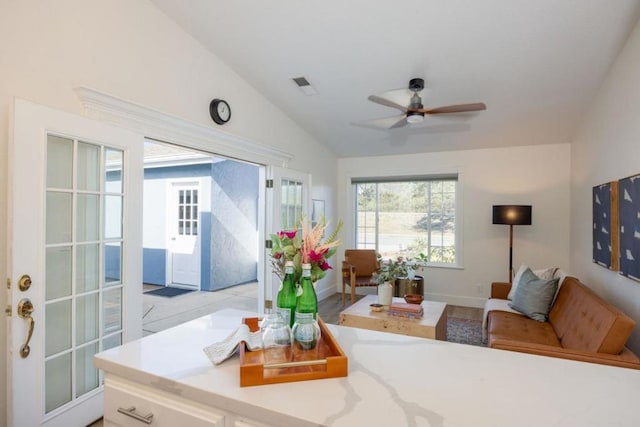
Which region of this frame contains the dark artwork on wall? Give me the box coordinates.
[593,182,618,270]
[619,174,640,281]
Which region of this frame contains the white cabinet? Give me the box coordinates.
[103,376,225,427]
[103,375,278,427]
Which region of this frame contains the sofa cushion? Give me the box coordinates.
[508,264,558,300]
[509,268,559,322]
[549,277,635,354]
[488,311,561,348]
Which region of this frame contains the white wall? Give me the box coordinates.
[0,0,337,420]
[338,143,572,307]
[570,18,640,354]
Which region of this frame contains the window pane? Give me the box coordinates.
[76,343,99,396]
[104,195,122,239]
[76,243,99,293]
[76,293,99,345]
[46,246,72,301]
[103,288,122,334]
[47,135,73,189]
[77,142,100,191]
[77,194,100,242]
[46,300,72,357]
[105,149,123,193]
[104,242,122,286]
[46,192,72,244]
[45,353,71,413]
[354,179,457,264]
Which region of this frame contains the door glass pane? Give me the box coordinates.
[77,194,99,242]
[104,242,122,286]
[76,293,99,345]
[105,148,123,193]
[46,192,72,244]
[103,288,122,334]
[77,142,100,191]
[102,333,122,351]
[46,246,72,301]
[47,135,73,189]
[46,300,72,357]
[76,343,99,396]
[45,353,71,413]
[104,195,122,239]
[280,179,303,230]
[76,243,99,293]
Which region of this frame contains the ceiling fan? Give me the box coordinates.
[367,78,486,129]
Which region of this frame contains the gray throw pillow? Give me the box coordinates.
[508,267,559,322]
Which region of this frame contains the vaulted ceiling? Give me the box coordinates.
[151,0,640,157]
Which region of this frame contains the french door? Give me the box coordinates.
[6,99,144,426]
[265,166,311,306]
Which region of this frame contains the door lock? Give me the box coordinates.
[17,299,34,358]
[18,274,32,291]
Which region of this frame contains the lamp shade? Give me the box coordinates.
[492,205,532,225]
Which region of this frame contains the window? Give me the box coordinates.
[354,175,458,265]
[177,188,198,236]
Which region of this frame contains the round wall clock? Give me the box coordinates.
[209,98,231,125]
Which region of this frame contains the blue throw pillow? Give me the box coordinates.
[508,267,559,322]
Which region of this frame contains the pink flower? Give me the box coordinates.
[277,230,297,239]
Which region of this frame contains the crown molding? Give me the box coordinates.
[75,87,292,167]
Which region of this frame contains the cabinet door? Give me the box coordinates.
[104,377,225,427]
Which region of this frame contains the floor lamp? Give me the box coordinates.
[492,205,532,282]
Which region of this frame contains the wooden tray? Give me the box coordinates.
[239,317,348,387]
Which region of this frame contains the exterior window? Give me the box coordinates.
[354,178,458,264]
[177,189,198,236]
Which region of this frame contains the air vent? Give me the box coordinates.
[291,76,318,95]
[293,77,310,87]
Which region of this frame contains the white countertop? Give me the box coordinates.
[95,308,640,427]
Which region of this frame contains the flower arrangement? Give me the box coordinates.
[270,216,342,283]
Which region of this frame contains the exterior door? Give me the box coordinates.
[6,99,143,427]
[168,181,201,289]
[265,167,311,306]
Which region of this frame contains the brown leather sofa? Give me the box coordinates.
[487,276,640,369]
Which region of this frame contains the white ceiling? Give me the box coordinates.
[150,0,640,158]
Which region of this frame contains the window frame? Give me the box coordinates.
[351,174,463,269]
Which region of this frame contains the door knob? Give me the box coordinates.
[17,299,34,358]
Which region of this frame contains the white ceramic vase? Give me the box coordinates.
[377,281,393,306]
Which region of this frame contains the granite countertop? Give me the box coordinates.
[95,308,640,427]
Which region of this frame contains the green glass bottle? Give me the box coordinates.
[295,263,318,319]
[276,261,298,327]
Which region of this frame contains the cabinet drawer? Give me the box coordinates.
[104,376,225,427]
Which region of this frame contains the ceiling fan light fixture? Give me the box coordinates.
[406,112,424,124]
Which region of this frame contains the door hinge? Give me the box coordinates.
[265,239,273,249]
[5,305,11,317]
[6,278,11,289]
[266,179,273,188]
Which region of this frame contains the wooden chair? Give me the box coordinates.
[342,249,379,305]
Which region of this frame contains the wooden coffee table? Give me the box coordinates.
[339,295,447,340]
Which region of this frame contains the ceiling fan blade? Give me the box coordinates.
[352,114,407,129]
[390,116,408,129]
[368,95,408,112]
[414,103,487,114]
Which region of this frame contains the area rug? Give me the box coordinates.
[447,317,484,347]
[145,287,194,298]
